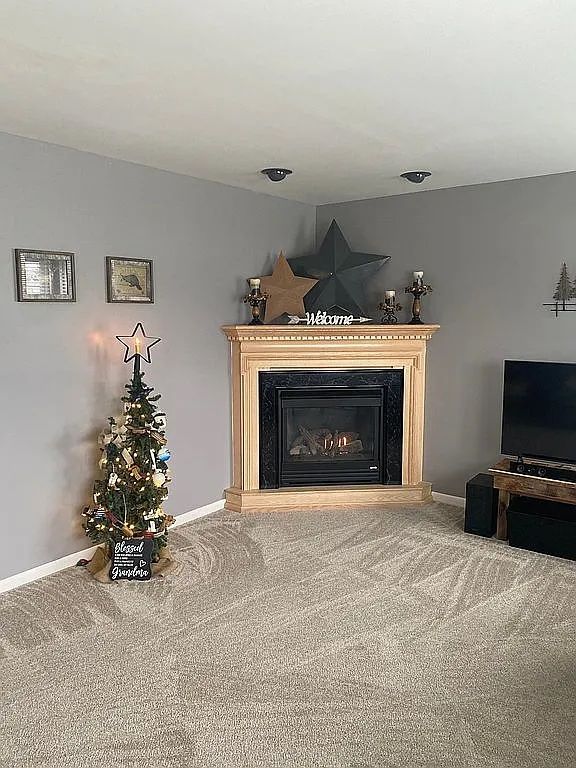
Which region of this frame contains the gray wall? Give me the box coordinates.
[318,173,576,496]
[5,130,575,580]
[0,132,315,580]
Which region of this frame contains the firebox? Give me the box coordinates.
[259,370,403,489]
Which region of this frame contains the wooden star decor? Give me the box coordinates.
[260,252,318,322]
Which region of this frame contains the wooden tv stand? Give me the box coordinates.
[489,458,576,540]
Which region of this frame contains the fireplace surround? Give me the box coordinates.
[259,369,403,488]
[222,324,439,513]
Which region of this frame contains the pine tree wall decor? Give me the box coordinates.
[81,323,175,581]
[543,263,576,315]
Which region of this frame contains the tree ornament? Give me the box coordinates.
[99,431,114,447]
[157,447,171,462]
[115,322,161,365]
[152,470,166,487]
[108,472,119,488]
[130,465,143,480]
[92,507,107,522]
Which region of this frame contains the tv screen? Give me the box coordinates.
[502,360,576,464]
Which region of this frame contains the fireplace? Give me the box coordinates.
[222,324,439,512]
[259,370,403,489]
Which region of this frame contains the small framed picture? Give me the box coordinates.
[106,256,154,304]
[14,249,76,302]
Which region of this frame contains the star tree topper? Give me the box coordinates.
[288,220,390,316]
[116,322,161,364]
[260,252,318,322]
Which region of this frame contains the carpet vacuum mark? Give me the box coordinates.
[1,503,575,767]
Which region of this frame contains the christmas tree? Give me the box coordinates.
[83,324,174,570]
[553,262,573,308]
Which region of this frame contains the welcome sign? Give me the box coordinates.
[288,311,372,326]
[110,538,153,581]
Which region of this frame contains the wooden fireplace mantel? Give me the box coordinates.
[222,324,440,513]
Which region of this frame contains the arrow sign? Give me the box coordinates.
[288,312,372,326]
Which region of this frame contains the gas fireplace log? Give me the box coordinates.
[298,425,321,455]
[296,426,335,455]
[331,430,340,457]
[335,432,359,444]
[289,445,311,456]
[338,439,363,454]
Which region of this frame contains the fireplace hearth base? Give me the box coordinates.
[222,324,439,514]
[224,482,432,514]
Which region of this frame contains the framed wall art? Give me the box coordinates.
[106,256,154,304]
[14,248,76,302]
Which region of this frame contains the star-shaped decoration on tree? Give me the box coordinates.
[260,252,318,322]
[116,323,161,364]
[288,220,390,316]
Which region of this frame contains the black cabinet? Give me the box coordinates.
[508,497,576,561]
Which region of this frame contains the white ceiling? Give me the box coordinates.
[1,0,575,205]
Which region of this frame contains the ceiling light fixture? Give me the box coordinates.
[261,168,293,182]
[400,171,432,184]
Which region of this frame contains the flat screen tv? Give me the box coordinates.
[502,360,576,464]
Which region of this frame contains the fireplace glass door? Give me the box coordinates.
[279,388,383,486]
[259,369,403,489]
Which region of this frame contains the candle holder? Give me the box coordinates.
[378,292,402,324]
[404,273,433,325]
[243,278,268,325]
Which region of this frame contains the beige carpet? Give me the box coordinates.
[1,502,575,768]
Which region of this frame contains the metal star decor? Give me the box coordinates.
[116,323,161,364]
[260,252,318,322]
[288,220,390,316]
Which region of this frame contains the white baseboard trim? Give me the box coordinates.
[0,543,101,597]
[432,491,466,508]
[171,498,225,527]
[0,498,225,596]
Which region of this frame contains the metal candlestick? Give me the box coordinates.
[243,278,268,325]
[404,275,433,325]
[378,293,402,324]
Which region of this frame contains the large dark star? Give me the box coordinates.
[289,220,390,316]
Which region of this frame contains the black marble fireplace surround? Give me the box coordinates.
[259,369,403,489]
